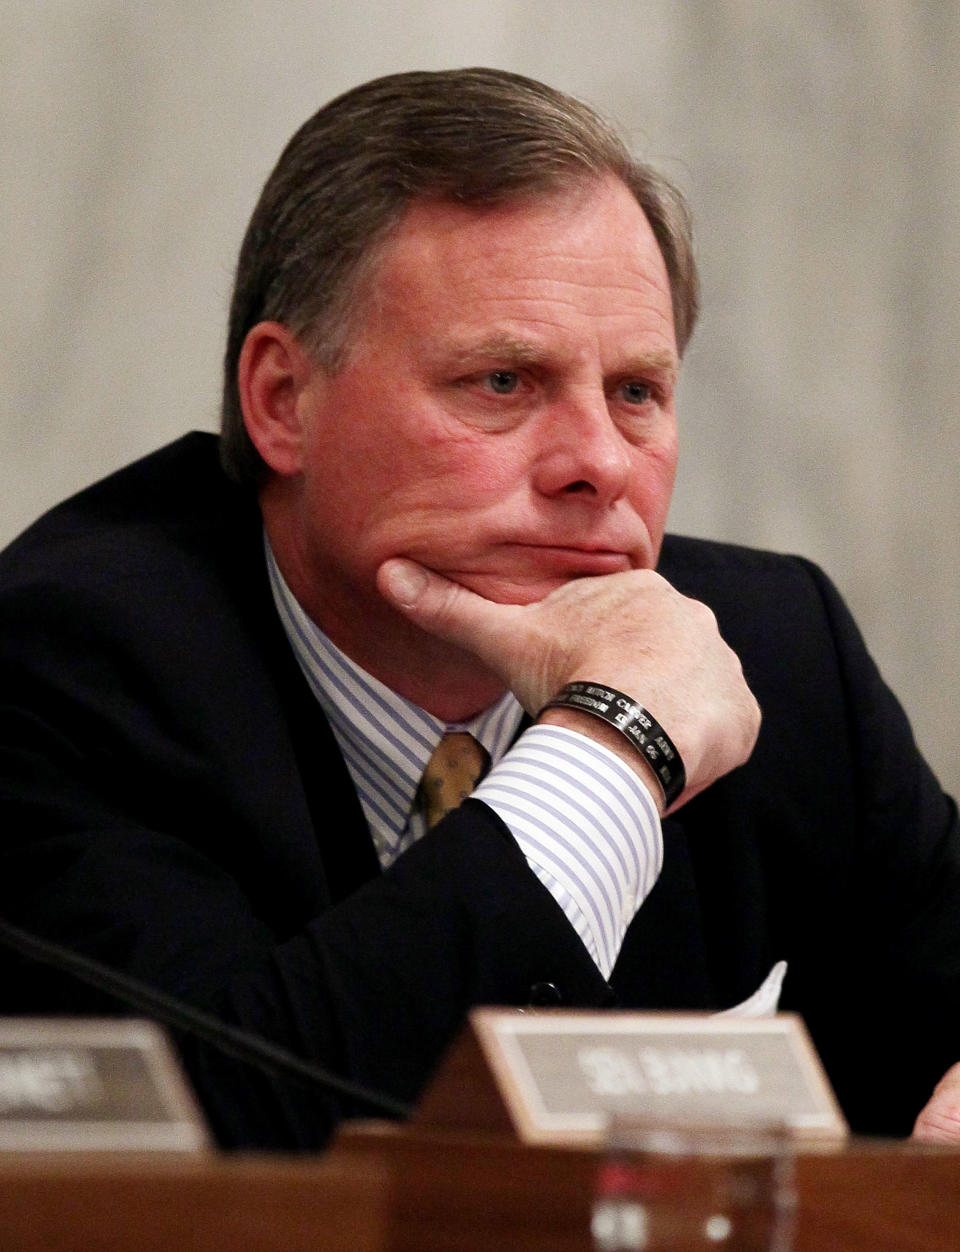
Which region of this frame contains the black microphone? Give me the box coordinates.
[0,914,411,1121]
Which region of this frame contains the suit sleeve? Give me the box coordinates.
[783,557,960,1134]
[655,538,960,1136]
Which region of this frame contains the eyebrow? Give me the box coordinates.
[619,348,679,384]
[445,333,545,366]
[442,333,678,382]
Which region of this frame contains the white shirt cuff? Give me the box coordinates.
[472,723,664,978]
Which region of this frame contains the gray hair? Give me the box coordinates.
[220,67,699,484]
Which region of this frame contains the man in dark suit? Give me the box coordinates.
[2,68,959,1149]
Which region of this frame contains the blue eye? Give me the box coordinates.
[487,371,519,395]
[621,381,652,405]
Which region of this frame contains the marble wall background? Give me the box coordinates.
[2,2,958,794]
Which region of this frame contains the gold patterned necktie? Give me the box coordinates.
[417,732,491,830]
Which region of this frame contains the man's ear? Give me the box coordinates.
[237,322,319,477]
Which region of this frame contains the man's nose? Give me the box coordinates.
[531,391,632,505]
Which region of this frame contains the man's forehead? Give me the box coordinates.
[359,177,676,346]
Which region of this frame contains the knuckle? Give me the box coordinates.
[698,601,720,631]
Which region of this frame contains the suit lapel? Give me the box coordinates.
[254,588,383,903]
[221,505,382,907]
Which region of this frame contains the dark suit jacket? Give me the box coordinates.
[1,433,958,1148]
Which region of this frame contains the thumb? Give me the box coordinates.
[377,558,518,661]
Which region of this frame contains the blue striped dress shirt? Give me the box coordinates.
[266,543,663,977]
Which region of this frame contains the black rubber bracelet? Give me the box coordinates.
[538,681,686,808]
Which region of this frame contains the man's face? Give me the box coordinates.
[281,175,679,662]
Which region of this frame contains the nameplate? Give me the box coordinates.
[415,1009,847,1145]
[0,1019,209,1152]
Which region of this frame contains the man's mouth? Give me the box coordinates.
[496,542,636,577]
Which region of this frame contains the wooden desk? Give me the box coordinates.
[0,1127,957,1250]
[339,1123,960,1252]
[0,1149,387,1252]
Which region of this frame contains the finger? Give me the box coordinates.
[913,1063,960,1144]
[377,558,522,664]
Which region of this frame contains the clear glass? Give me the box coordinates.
[591,1119,796,1252]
